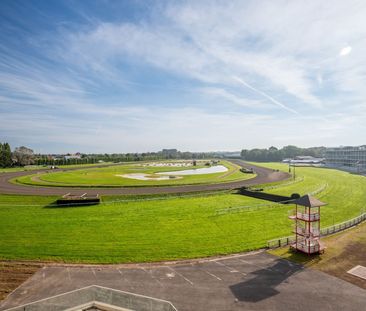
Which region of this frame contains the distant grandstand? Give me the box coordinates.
[325,145,366,173]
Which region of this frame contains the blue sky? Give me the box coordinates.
[1,0,366,153]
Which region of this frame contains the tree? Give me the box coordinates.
[240,145,326,162]
[0,143,2,167]
[282,145,302,158]
[0,142,12,168]
[2,143,12,167]
[13,146,35,166]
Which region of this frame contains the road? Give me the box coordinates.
[0,160,289,196]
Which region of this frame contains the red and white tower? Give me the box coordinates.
[289,194,327,254]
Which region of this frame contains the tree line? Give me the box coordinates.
[2,142,327,167]
[35,151,217,166]
[240,145,326,162]
[1,143,218,167]
[0,142,35,167]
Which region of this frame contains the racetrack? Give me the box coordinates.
[0,160,290,196]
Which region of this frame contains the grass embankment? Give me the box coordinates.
[14,160,252,187]
[269,221,366,289]
[0,163,365,263]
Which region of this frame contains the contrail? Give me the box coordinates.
[232,76,298,114]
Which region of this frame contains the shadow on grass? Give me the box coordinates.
[44,201,100,208]
[233,187,300,204]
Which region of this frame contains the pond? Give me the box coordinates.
[116,165,228,181]
[157,165,228,176]
[115,173,182,181]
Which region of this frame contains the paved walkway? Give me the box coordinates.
[0,160,289,196]
[1,251,365,311]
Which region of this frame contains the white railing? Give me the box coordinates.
[294,242,320,254]
[293,226,320,237]
[295,212,320,221]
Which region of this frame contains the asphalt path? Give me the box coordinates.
[0,160,290,196]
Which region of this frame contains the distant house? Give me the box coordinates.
[64,152,82,160]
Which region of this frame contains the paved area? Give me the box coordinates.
[348,265,366,280]
[0,160,289,196]
[1,251,365,311]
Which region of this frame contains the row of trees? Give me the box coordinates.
[87,151,215,162]
[240,145,326,162]
[35,155,96,166]
[34,150,217,166]
[2,143,327,167]
[0,143,35,167]
[1,143,219,167]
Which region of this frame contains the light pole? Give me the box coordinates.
[355,160,360,174]
[289,160,296,180]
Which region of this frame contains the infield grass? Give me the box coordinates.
[0,163,365,263]
[14,160,251,187]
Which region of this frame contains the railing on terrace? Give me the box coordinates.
[293,226,320,237]
[291,211,320,221]
[268,212,366,249]
[294,243,320,254]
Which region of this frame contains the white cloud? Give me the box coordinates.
[339,46,352,56]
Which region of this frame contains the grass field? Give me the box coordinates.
[249,163,366,223]
[14,160,251,187]
[0,166,45,173]
[0,163,365,263]
[0,162,113,173]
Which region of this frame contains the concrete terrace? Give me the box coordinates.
[1,251,365,311]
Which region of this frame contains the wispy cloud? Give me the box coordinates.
[232,76,298,114]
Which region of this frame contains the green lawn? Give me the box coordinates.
[0,162,113,173]
[0,166,45,173]
[249,163,366,224]
[0,163,365,263]
[14,160,252,187]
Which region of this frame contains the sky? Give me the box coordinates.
[1,0,366,153]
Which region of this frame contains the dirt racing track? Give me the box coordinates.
[0,160,290,196]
